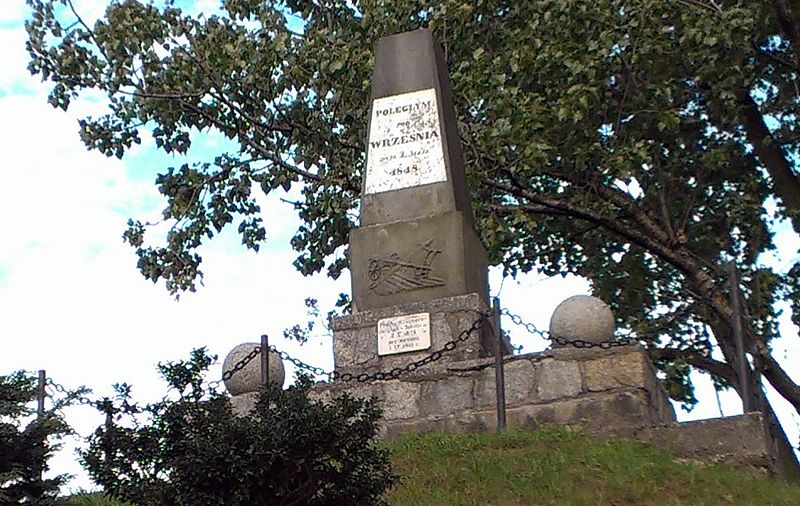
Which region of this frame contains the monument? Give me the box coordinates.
[349,29,489,312]
[335,29,508,379]
[224,29,800,479]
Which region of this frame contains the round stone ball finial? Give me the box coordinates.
[548,295,616,347]
[222,343,285,396]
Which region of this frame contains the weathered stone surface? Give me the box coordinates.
[536,359,582,401]
[504,390,651,432]
[313,345,669,428]
[503,359,537,405]
[582,349,646,392]
[419,374,474,416]
[360,29,476,229]
[350,211,488,311]
[230,391,258,417]
[549,295,615,344]
[222,343,285,395]
[627,413,800,480]
[303,342,798,479]
[472,368,496,407]
[332,293,505,376]
[472,359,537,408]
[383,381,422,420]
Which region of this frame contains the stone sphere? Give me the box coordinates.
[222,342,285,395]
[549,295,616,346]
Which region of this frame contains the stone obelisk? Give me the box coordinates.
[330,29,505,377]
[349,29,489,312]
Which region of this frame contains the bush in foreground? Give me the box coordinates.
[81,349,395,506]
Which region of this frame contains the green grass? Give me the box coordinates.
[60,429,800,505]
[386,428,800,506]
[58,492,131,506]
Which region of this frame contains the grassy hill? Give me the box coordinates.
[62,428,800,505]
[387,429,800,505]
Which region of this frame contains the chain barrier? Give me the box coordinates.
[212,311,491,386]
[332,310,490,383]
[42,308,630,402]
[215,306,633,387]
[500,308,634,349]
[45,378,100,407]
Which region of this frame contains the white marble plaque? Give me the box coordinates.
[364,88,447,194]
[377,312,431,356]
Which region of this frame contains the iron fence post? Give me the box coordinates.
[260,334,270,386]
[492,298,507,432]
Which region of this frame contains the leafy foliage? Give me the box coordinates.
[0,371,72,504]
[81,348,395,506]
[24,0,800,414]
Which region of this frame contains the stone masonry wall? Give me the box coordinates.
[308,345,676,437]
[227,343,799,479]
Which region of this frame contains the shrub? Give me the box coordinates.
[82,349,395,505]
[1,371,71,504]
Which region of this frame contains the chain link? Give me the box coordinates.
[213,312,490,386]
[48,307,632,400]
[269,346,329,377]
[45,378,103,407]
[331,310,490,383]
[500,308,634,349]
[220,346,261,382]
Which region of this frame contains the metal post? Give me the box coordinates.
[727,262,751,413]
[260,334,270,386]
[103,401,114,483]
[37,370,46,419]
[492,298,507,432]
[36,370,46,482]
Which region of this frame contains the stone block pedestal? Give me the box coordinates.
[330,293,510,378]
[311,345,677,437]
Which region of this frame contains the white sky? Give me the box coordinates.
[1,0,799,494]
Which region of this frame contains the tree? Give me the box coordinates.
[25,0,800,418]
[81,348,395,506]
[0,371,71,504]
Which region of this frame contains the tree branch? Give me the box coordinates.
[65,0,109,62]
[486,174,800,415]
[651,347,737,386]
[769,0,800,69]
[737,91,800,233]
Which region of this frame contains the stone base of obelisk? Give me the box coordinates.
[330,293,510,379]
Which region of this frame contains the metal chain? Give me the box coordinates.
[214,311,489,385]
[269,346,329,377]
[45,378,102,407]
[500,308,634,349]
[331,310,490,383]
[220,346,261,382]
[47,307,630,399]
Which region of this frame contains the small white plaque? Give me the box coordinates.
[377,312,431,356]
[365,88,447,194]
